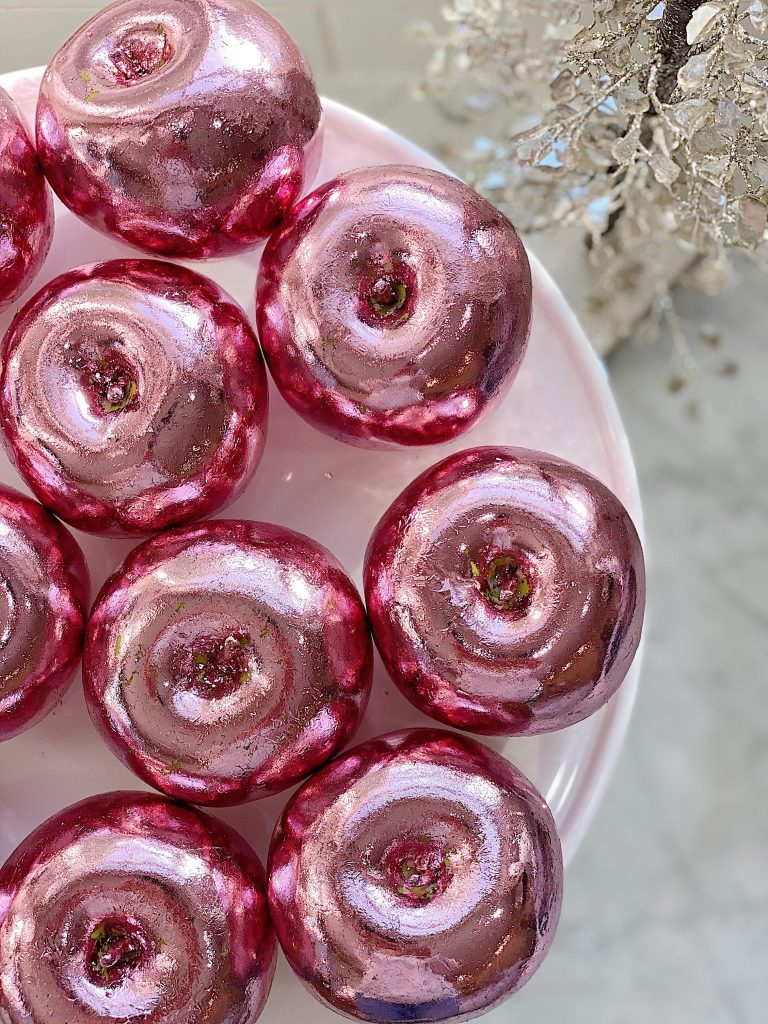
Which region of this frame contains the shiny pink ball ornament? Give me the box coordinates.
[0,260,268,535]
[365,447,645,735]
[256,165,532,448]
[36,0,322,258]
[84,520,372,805]
[0,483,89,741]
[0,87,53,310]
[0,791,276,1023]
[269,728,563,1022]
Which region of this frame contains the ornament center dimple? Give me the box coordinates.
[108,25,173,85]
[86,916,150,988]
[357,257,416,329]
[172,631,253,699]
[383,837,453,904]
[76,349,139,415]
[471,549,534,615]
[367,275,408,318]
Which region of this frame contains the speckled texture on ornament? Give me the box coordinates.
[0,791,276,1023]
[35,0,323,258]
[83,520,373,805]
[0,483,89,741]
[269,728,562,1023]
[256,165,531,448]
[364,447,645,735]
[0,259,268,535]
[0,87,53,310]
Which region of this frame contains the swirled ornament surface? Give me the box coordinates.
[364,447,645,735]
[36,0,322,258]
[0,791,276,1023]
[0,483,89,741]
[256,165,531,448]
[269,728,562,1023]
[84,520,372,805]
[0,87,53,310]
[0,259,268,535]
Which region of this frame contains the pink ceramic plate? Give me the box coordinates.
[0,66,643,1022]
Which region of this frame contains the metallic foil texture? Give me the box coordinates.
[364,447,645,735]
[84,519,372,805]
[256,165,531,448]
[0,483,89,741]
[0,791,276,1022]
[0,259,268,535]
[0,87,53,310]
[36,0,323,258]
[269,728,563,1022]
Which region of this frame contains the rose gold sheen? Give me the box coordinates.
[364,447,645,735]
[0,484,89,741]
[0,260,268,535]
[36,0,322,258]
[0,792,276,1023]
[257,165,531,448]
[84,520,372,804]
[269,728,562,1022]
[0,88,53,309]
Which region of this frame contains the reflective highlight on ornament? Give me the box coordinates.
[0,87,53,310]
[256,165,531,448]
[269,728,562,1022]
[84,520,372,805]
[36,0,323,258]
[0,791,276,1023]
[0,483,90,741]
[0,260,268,535]
[364,446,645,735]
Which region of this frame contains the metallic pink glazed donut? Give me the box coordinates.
[256,165,532,448]
[0,87,53,310]
[269,728,562,1023]
[0,791,276,1023]
[0,259,268,536]
[36,0,322,258]
[364,447,645,735]
[0,483,89,741]
[84,520,372,805]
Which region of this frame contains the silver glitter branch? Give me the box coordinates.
[417,0,768,376]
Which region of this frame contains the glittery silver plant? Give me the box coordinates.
[416,0,768,376]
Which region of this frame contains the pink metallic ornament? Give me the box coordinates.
[0,259,268,535]
[0,791,276,1023]
[84,519,373,805]
[269,728,562,1023]
[256,164,532,448]
[364,447,645,735]
[36,0,323,259]
[0,483,89,741]
[0,87,53,310]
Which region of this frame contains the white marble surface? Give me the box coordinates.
[1,2,767,1020]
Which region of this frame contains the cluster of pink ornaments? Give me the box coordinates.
[0,2,646,1023]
